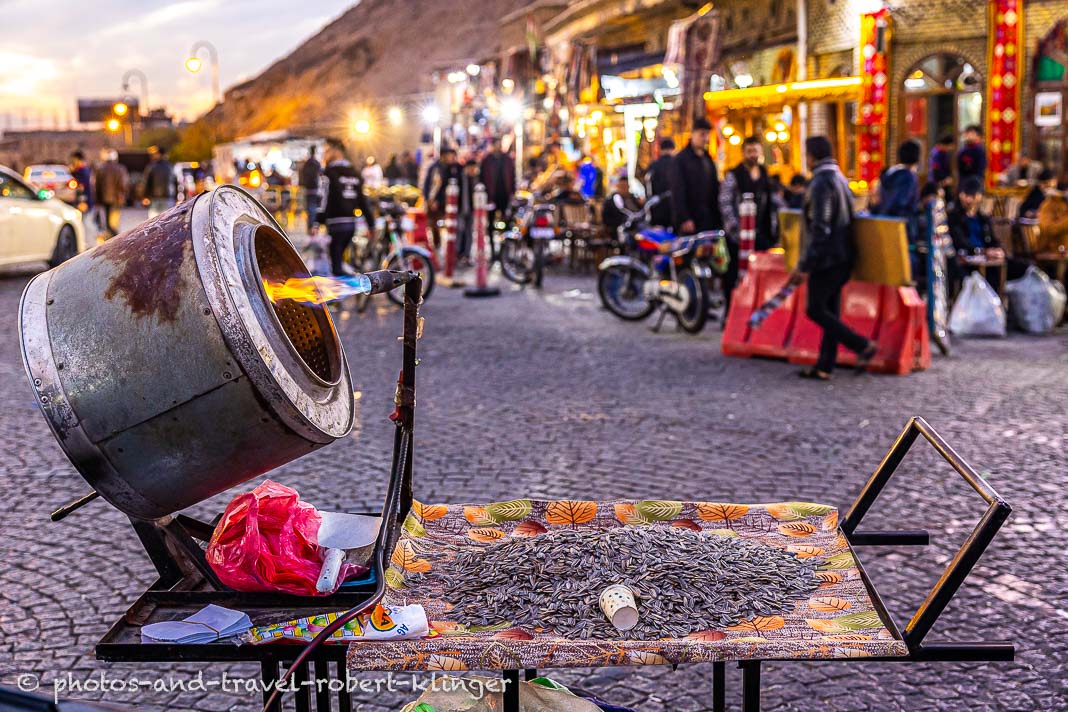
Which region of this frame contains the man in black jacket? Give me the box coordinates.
[643,137,675,226]
[790,136,876,379]
[945,176,1005,293]
[299,146,322,234]
[315,138,374,276]
[423,147,462,249]
[480,137,514,260]
[671,118,722,236]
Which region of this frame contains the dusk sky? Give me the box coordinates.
[0,0,355,129]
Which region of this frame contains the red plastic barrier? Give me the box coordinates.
[722,253,930,375]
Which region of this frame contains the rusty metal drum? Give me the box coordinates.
[19,186,355,520]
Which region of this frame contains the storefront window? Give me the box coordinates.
[901,53,982,175]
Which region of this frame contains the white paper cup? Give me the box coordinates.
[600,584,639,631]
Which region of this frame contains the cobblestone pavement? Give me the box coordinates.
[0,209,1066,711]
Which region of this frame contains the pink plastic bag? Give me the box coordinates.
[206,480,357,596]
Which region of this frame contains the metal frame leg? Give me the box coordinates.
[523,668,538,681]
[314,659,330,711]
[712,661,725,712]
[336,661,352,712]
[261,661,280,712]
[741,661,761,712]
[503,669,520,712]
[294,660,311,712]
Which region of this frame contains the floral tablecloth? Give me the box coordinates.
[347,498,908,672]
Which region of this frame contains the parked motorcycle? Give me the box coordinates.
[499,193,558,288]
[597,193,726,334]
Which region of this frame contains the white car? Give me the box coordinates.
[0,165,85,268]
[23,163,78,205]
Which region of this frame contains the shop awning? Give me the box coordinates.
[703,77,862,112]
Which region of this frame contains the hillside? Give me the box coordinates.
[195,0,531,147]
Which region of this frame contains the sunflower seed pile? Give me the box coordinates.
[425,526,818,640]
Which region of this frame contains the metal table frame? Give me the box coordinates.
[92,275,1013,712]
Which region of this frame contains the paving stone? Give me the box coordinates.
[0,217,1065,710]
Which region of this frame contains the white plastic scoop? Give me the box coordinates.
[315,511,381,593]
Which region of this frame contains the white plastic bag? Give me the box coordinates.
[948,272,1006,337]
[1005,266,1066,334]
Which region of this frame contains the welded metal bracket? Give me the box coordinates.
[841,416,1014,658]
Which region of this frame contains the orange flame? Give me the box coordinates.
[262,275,371,305]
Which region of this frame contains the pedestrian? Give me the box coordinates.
[790,136,877,381]
[928,134,954,187]
[142,147,177,218]
[1000,152,1043,186]
[643,137,675,227]
[362,156,384,190]
[94,149,128,240]
[1036,182,1068,254]
[956,125,988,187]
[602,174,641,239]
[401,151,419,186]
[69,150,92,215]
[422,147,462,249]
[384,154,403,186]
[1019,168,1057,218]
[299,146,322,234]
[480,136,515,260]
[720,135,778,252]
[870,140,923,281]
[671,117,724,302]
[315,138,374,277]
[784,174,807,209]
[457,159,481,265]
[577,154,602,200]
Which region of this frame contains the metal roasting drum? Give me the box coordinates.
[19,186,356,520]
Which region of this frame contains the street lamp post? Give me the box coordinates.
[422,105,442,156]
[121,69,149,115]
[186,40,220,104]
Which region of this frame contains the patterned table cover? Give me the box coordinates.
[346,499,908,672]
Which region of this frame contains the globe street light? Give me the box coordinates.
[387,106,404,125]
[121,68,149,115]
[186,40,220,104]
[354,118,372,135]
[112,102,129,118]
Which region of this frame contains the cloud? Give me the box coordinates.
[0,52,61,98]
[98,0,218,39]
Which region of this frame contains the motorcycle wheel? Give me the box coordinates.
[385,248,435,306]
[675,268,709,333]
[597,263,655,321]
[500,238,535,285]
[533,240,546,289]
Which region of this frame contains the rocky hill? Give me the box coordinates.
[196,0,530,149]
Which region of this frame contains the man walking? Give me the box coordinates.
[142,147,176,218]
[790,136,876,380]
[299,146,322,235]
[315,138,374,277]
[423,147,462,249]
[644,137,675,226]
[719,135,778,300]
[457,159,481,266]
[480,137,515,261]
[69,151,92,215]
[94,149,128,240]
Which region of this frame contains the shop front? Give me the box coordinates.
[703,77,863,184]
[1032,18,1068,179]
